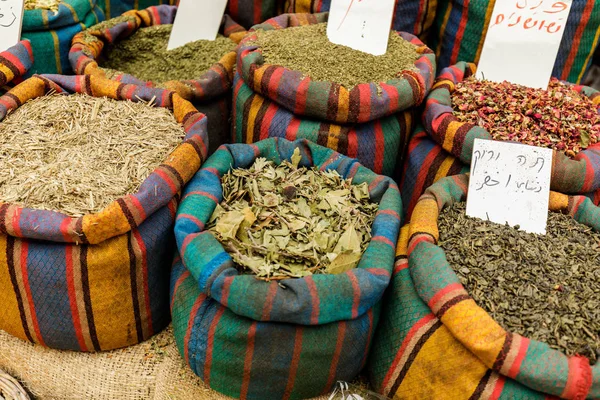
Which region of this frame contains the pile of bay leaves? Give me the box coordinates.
[207,149,378,281]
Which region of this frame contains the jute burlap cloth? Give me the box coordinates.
[0,328,329,400]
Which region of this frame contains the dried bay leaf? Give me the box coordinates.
[207,152,379,281]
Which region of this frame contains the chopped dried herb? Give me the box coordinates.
[207,149,379,281]
[25,0,60,11]
[439,202,600,363]
[452,77,600,156]
[254,23,419,90]
[100,24,236,83]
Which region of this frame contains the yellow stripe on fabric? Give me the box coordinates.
[0,235,28,341]
[549,191,569,212]
[474,0,497,62]
[327,124,341,151]
[134,0,139,9]
[62,2,80,23]
[252,66,268,93]
[246,94,265,144]
[440,299,506,368]
[442,120,464,154]
[435,3,453,57]
[337,88,349,123]
[434,155,457,183]
[82,202,131,245]
[50,31,62,74]
[42,9,50,29]
[409,198,439,241]
[86,234,135,350]
[424,0,437,36]
[105,0,111,19]
[9,76,46,104]
[0,65,14,82]
[578,27,600,83]
[396,225,410,258]
[393,327,488,400]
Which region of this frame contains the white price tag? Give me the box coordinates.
[327,0,396,56]
[167,0,227,51]
[0,0,24,53]
[476,0,573,89]
[466,139,553,235]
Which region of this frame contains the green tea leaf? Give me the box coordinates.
[291,147,302,168]
[327,251,362,274]
[215,210,245,240]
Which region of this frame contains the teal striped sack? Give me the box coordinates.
[21,0,104,76]
[170,138,402,400]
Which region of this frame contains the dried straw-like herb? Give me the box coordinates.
[207,149,379,281]
[439,202,600,363]
[255,23,419,90]
[25,0,60,12]
[100,24,236,83]
[0,93,185,216]
[452,77,600,156]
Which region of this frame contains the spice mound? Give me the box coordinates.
[439,202,600,363]
[207,149,379,281]
[452,77,600,156]
[255,23,419,90]
[100,24,237,83]
[0,93,186,216]
[25,0,60,12]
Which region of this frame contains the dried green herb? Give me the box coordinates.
[25,0,60,11]
[207,149,379,281]
[439,202,600,363]
[255,23,419,90]
[452,77,600,156]
[100,24,236,83]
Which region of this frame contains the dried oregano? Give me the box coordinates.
[254,23,419,90]
[439,202,600,363]
[207,149,379,281]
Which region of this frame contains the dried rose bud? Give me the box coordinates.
[283,185,297,200]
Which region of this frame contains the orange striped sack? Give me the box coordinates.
[0,74,208,352]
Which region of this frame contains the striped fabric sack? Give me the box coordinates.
[368,174,600,400]
[233,13,435,176]
[21,0,104,76]
[96,0,177,19]
[0,41,34,95]
[226,0,278,29]
[399,124,468,218]
[405,62,600,218]
[430,0,600,84]
[170,138,402,400]
[278,0,437,40]
[0,74,208,352]
[70,5,245,154]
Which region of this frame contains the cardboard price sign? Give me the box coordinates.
[327,0,396,56]
[466,139,553,235]
[476,0,573,89]
[167,0,227,51]
[0,0,25,53]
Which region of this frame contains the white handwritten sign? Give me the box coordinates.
[167,0,227,51]
[476,0,573,89]
[327,0,396,56]
[466,139,553,235]
[0,0,24,53]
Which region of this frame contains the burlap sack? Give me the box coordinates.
[0,328,332,400]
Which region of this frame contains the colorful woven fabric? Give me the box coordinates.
[368,174,600,400]
[430,0,600,84]
[279,0,437,40]
[226,0,278,29]
[0,74,208,352]
[233,72,414,177]
[170,138,402,399]
[400,124,468,219]
[424,62,600,196]
[239,13,435,124]
[96,0,177,19]
[0,41,34,96]
[70,5,246,103]
[233,13,435,176]
[21,0,104,76]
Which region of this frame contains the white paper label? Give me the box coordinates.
[476,0,573,89]
[327,0,396,56]
[0,0,24,53]
[167,0,227,51]
[466,139,553,235]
